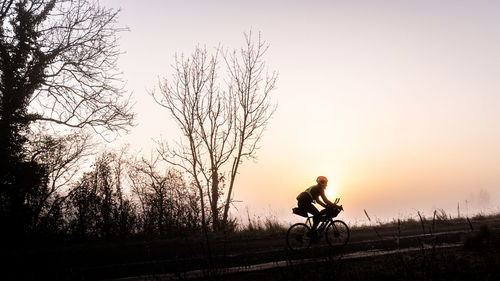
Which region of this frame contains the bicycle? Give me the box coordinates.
[286,198,350,252]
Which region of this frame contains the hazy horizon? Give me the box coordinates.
[103,0,500,225]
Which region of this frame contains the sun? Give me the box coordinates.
[325,183,338,201]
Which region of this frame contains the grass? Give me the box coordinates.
[349,209,500,234]
[241,213,287,234]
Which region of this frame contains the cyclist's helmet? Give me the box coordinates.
[316,176,328,184]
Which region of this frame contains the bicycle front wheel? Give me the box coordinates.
[325,220,350,248]
[286,223,312,251]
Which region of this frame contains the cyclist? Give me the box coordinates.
[296,176,336,240]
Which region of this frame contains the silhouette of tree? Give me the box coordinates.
[153,31,277,231]
[0,0,133,239]
[26,129,93,238]
[66,151,137,239]
[128,154,201,237]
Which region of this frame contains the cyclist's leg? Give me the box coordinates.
[300,203,319,230]
[297,196,320,231]
[309,205,320,231]
[304,204,320,241]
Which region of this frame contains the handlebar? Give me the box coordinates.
[327,198,344,212]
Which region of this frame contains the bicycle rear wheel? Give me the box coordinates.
[286,223,311,251]
[325,220,350,248]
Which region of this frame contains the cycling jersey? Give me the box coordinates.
[297,184,325,204]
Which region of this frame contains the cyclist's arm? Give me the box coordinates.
[316,199,327,208]
[320,191,335,206]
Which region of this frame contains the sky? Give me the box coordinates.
[103,0,500,225]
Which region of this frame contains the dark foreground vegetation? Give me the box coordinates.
[3,212,500,280]
[223,240,500,281]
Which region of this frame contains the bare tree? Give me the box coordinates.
[1,0,133,133]
[128,154,201,236]
[222,32,278,226]
[26,128,93,234]
[153,31,277,231]
[0,0,133,238]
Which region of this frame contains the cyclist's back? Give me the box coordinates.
[297,184,324,204]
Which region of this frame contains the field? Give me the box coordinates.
[4,213,500,280]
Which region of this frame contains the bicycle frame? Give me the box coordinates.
[305,216,332,236]
[287,201,349,251]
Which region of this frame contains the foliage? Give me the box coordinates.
[65,152,137,239]
[0,0,133,240]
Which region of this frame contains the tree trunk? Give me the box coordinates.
[211,169,219,231]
